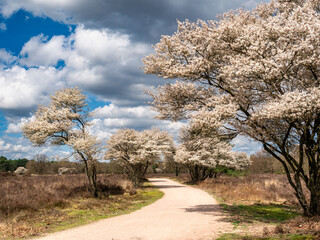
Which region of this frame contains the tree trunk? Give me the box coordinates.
[263,142,320,216]
[142,162,149,177]
[308,190,320,216]
[90,164,98,198]
[187,164,209,184]
[175,164,180,177]
[82,157,98,198]
[127,162,149,188]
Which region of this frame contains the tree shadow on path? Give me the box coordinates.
[148,179,167,183]
[146,184,185,189]
[183,204,224,216]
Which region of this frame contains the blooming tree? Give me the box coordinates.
[105,128,174,186]
[144,0,320,216]
[163,146,182,176]
[175,115,250,183]
[23,87,101,197]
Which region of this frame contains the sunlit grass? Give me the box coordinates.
[221,203,299,224]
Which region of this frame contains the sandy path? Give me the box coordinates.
[34,178,232,240]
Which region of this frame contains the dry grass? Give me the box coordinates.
[0,173,129,219]
[197,173,299,207]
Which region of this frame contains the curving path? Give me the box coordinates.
[34,178,232,240]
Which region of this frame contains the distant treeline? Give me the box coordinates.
[0,156,29,172]
[0,155,124,175]
[0,152,288,175]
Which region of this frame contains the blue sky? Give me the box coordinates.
[0,0,264,159]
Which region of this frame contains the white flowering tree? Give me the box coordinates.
[23,87,101,197]
[144,0,320,216]
[105,128,174,186]
[175,115,250,183]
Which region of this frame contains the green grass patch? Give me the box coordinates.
[222,203,299,224]
[217,233,316,240]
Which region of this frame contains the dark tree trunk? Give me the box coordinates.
[175,165,180,177]
[81,154,98,198]
[263,138,320,216]
[187,164,210,184]
[126,162,149,187]
[90,164,98,198]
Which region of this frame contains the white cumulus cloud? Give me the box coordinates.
[20,34,71,67]
[0,66,65,110]
[90,103,185,142]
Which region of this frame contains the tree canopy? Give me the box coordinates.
[105,128,174,186]
[23,87,101,197]
[144,0,320,216]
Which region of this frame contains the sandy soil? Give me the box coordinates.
[33,178,233,240]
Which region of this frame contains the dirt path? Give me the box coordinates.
[34,178,233,240]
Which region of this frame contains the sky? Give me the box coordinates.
[0,0,266,160]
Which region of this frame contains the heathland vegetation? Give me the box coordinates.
[0,173,163,239]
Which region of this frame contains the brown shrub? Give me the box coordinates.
[0,174,128,219]
[249,150,285,174]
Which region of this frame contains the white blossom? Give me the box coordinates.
[22,87,101,197]
[105,128,174,186]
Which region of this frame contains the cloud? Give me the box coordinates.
[0,22,6,31]
[90,103,184,141]
[0,48,16,66]
[0,139,29,153]
[231,135,262,155]
[242,0,265,9]
[2,116,72,159]
[0,25,154,116]
[0,0,270,43]
[0,65,65,114]
[64,26,153,106]
[0,136,67,159]
[4,116,31,133]
[94,103,154,119]
[19,34,71,67]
